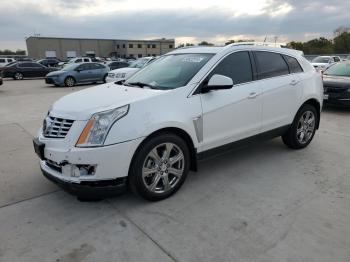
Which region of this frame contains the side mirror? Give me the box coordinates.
[202,74,233,93]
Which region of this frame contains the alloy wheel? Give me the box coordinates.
[296,110,315,144]
[142,142,185,194]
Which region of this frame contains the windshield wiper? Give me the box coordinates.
[126,82,159,89]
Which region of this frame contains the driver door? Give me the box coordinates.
[199,51,263,152]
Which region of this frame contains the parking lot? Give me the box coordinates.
[0,78,350,262]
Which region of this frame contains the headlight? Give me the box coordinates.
[76,105,129,147]
[116,73,126,78]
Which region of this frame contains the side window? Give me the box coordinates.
[333,57,340,62]
[209,51,253,85]
[255,51,289,79]
[19,63,33,68]
[283,55,303,73]
[32,63,44,68]
[83,58,90,62]
[77,64,90,71]
[0,59,5,63]
[75,59,82,63]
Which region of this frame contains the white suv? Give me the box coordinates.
[0,57,15,67]
[33,45,323,201]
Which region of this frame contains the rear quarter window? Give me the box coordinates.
[283,55,303,73]
[255,51,289,79]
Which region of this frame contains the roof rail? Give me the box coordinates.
[227,42,287,48]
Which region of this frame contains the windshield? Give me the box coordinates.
[125,53,214,90]
[324,63,350,77]
[312,57,330,63]
[62,64,78,71]
[128,58,152,68]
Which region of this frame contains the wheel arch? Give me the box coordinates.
[130,127,198,173]
[299,98,321,129]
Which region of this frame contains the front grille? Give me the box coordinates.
[43,116,74,138]
[324,86,348,94]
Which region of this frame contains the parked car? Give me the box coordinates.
[38,58,61,67]
[311,56,341,71]
[0,57,16,67]
[2,62,56,80]
[33,45,323,201]
[59,57,94,67]
[106,61,130,71]
[0,76,2,85]
[323,62,350,107]
[106,57,155,83]
[45,62,109,87]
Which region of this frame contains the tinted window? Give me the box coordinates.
[75,59,82,63]
[209,51,253,85]
[33,63,45,68]
[77,64,90,71]
[255,51,289,79]
[283,55,303,73]
[91,63,104,69]
[0,59,5,63]
[83,58,90,62]
[333,57,340,62]
[19,63,34,68]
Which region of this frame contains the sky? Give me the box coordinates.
[0,0,349,50]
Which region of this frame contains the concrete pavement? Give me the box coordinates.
[0,79,349,262]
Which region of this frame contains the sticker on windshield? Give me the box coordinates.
[182,57,206,63]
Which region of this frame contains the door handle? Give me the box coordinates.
[290,80,299,86]
[247,92,259,99]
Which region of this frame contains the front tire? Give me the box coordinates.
[13,72,23,80]
[282,104,318,149]
[129,133,190,201]
[103,74,108,83]
[64,76,75,87]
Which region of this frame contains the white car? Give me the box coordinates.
[311,56,341,71]
[33,45,323,201]
[0,57,16,67]
[59,57,94,67]
[106,57,155,83]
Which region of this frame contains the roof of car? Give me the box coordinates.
[168,44,303,57]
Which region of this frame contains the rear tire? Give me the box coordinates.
[282,104,318,149]
[129,133,190,201]
[64,76,75,87]
[13,72,23,80]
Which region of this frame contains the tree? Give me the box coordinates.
[333,29,350,53]
[177,43,194,48]
[198,41,214,46]
[0,49,26,55]
[225,40,235,45]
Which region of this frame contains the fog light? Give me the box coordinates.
[62,164,96,177]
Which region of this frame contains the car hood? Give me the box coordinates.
[50,83,165,120]
[323,75,350,88]
[110,67,139,74]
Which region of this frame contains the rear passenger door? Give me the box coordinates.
[254,51,302,132]
[75,64,92,83]
[200,51,263,151]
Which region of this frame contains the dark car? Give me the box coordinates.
[323,62,350,107]
[1,62,57,80]
[106,61,129,70]
[0,76,2,85]
[38,58,60,67]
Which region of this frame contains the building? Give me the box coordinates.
[26,36,175,60]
